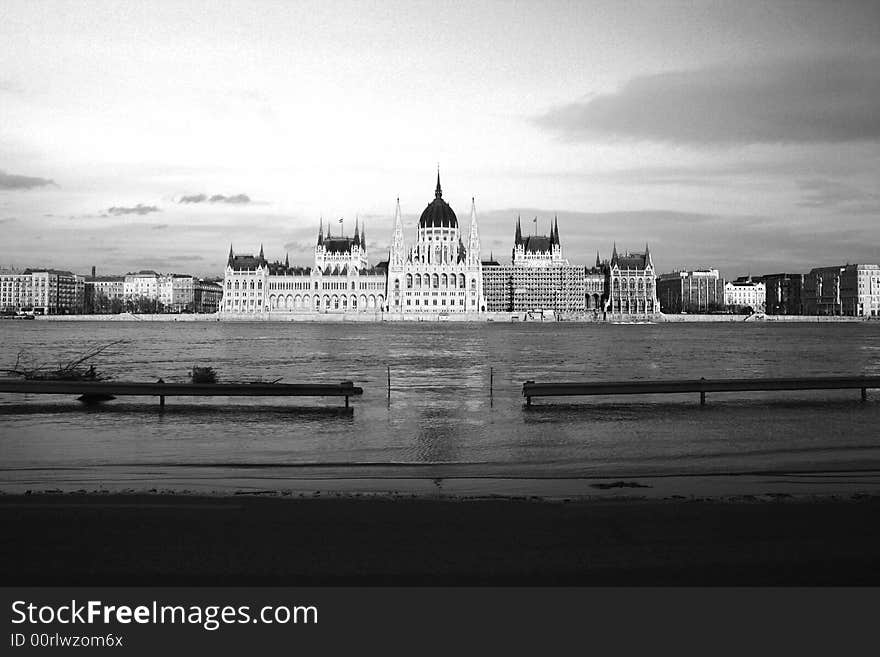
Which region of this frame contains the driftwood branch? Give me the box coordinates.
[3,339,127,381]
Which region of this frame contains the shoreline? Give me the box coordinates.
[4,468,880,500]
[19,312,873,323]
[2,492,878,584]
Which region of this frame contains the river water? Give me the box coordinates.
[2,320,880,496]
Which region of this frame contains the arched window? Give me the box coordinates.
[406,274,413,289]
[394,279,400,290]
[432,274,439,288]
[415,274,422,287]
[441,274,448,288]
[459,274,466,289]
[249,280,255,290]
[470,278,476,291]
[234,281,240,290]
[257,281,262,289]
[226,281,232,290]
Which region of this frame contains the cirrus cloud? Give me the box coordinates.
[534,56,880,146]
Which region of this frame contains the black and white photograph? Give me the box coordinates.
[1,0,879,650]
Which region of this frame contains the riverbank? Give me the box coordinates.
[1,492,878,585]
[30,312,872,323]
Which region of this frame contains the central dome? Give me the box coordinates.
[418,172,458,229]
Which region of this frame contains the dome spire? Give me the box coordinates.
[435,165,442,199]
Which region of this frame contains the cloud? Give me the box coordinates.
[178,193,252,204]
[534,56,880,146]
[796,178,880,213]
[179,194,208,203]
[0,170,56,190]
[107,204,161,216]
[0,217,17,224]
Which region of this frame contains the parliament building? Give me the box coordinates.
[219,172,659,319]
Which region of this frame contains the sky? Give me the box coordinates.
[1,0,879,278]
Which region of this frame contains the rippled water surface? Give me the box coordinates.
[2,320,880,492]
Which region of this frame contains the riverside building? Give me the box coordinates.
[724,277,766,312]
[482,217,599,314]
[803,264,880,316]
[606,245,659,315]
[656,269,725,313]
[764,273,805,315]
[386,173,485,314]
[221,220,387,316]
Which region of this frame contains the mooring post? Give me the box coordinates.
[387,365,391,401]
[157,378,165,411]
[862,387,867,402]
[700,377,706,406]
[490,367,494,397]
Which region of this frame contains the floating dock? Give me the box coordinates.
[0,380,363,408]
[522,376,880,406]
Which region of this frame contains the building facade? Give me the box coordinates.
[0,269,32,313]
[194,279,223,313]
[804,264,880,316]
[764,273,805,315]
[221,222,388,316]
[723,277,766,312]
[386,174,485,314]
[482,217,600,314]
[158,274,195,313]
[85,276,126,313]
[656,269,725,313]
[606,245,659,315]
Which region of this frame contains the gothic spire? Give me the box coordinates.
[596,250,601,268]
[284,252,289,268]
[360,220,365,248]
[553,216,560,246]
[317,217,323,246]
[390,196,405,267]
[259,243,264,260]
[354,216,360,246]
[227,244,234,266]
[435,167,442,199]
[611,242,618,266]
[515,215,522,245]
[467,196,481,266]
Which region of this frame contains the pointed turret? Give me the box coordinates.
[467,196,481,266]
[552,216,560,246]
[611,242,618,266]
[435,168,442,199]
[360,221,365,248]
[259,244,264,260]
[227,244,234,267]
[317,217,324,246]
[354,216,360,247]
[515,215,522,245]
[284,252,289,268]
[645,242,653,268]
[390,197,405,267]
[595,251,601,268]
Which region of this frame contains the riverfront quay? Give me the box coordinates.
[28,312,870,322]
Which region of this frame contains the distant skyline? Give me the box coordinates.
[2,0,879,278]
